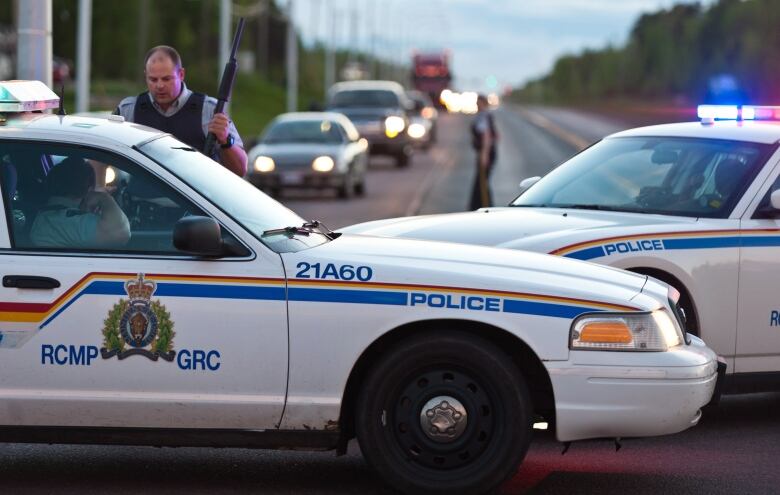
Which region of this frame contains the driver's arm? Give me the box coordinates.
[83,191,131,246]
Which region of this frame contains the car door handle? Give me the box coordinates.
[2,275,61,289]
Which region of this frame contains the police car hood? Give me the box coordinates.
[305,234,652,307]
[341,207,696,251]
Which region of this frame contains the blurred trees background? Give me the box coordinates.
[0,0,400,138]
[514,0,780,105]
[4,0,778,128]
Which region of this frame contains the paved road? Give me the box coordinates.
[285,105,632,229]
[8,106,779,494]
[3,390,777,494]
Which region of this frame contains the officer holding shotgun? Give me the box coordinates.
[114,44,248,177]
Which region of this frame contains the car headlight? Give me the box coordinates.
[408,123,426,139]
[570,310,682,351]
[105,167,116,185]
[384,116,405,138]
[254,156,275,173]
[312,155,335,172]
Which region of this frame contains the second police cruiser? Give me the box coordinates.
[0,81,720,495]
[346,103,780,391]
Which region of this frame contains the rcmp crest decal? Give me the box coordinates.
[101,274,176,362]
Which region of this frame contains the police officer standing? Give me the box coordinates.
[114,46,248,177]
[469,94,497,209]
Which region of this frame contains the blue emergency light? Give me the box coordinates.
[697,104,780,121]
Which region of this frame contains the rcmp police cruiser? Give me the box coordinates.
[114,45,248,177]
[346,103,780,391]
[0,81,721,495]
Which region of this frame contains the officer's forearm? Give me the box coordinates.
[219,145,248,177]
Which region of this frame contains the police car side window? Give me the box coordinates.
[0,141,234,255]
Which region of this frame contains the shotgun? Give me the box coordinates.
[203,17,245,157]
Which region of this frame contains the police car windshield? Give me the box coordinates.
[512,136,771,218]
[137,135,321,250]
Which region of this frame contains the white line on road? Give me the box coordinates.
[516,107,590,151]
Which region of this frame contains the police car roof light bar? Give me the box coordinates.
[697,105,739,121]
[0,80,60,113]
[741,105,780,121]
[697,104,780,122]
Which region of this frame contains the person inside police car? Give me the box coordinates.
[29,157,131,248]
[114,45,248,177]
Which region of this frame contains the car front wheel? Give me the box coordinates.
[356,331,533,495]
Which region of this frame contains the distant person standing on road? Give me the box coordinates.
[114,45,248,177]
[470,94,497,209]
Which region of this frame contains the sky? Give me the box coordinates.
[291,0,710,92]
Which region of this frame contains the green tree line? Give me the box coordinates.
[514,0,780,105]
[0,0,402,137]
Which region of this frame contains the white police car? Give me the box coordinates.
[345,104,780,392]
[0,81,718,494]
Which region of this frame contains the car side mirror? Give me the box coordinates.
[771,189,780,210]
[518,176,541,195]
[173,216,227,257]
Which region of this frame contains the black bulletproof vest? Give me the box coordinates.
[133,91,220,161]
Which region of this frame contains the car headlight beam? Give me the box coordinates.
[312,155,335,172]
[384,116,405,138]
[570,310,682,351]
[254,156,275,173]
[408,123,426,139]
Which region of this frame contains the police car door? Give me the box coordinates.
[0,140,287,429]
[737,152,780,375]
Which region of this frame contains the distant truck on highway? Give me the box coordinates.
[411,51,452,107]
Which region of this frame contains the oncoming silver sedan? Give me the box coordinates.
[247,112,369,199]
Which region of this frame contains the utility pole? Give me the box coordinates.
[138,0,149,67]
[16,0,52,88]
[349,8,358,65]
[324,10,337,98]
[286,0,297,112]
[75,0,91,112]
[256,0,269,77]
[370,0,377,79]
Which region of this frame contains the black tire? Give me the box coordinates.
[674,288,698,336]
[356,331,532,495]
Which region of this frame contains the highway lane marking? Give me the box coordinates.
[516,107,591,151]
